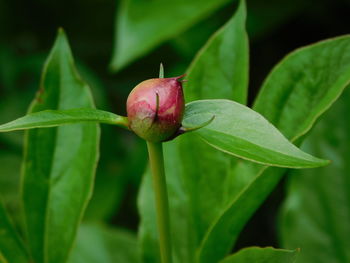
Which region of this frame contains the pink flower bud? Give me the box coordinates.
[126,75,185,142]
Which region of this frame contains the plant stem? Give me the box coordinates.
[146,141,172,263]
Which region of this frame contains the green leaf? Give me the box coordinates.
[183,99,328,168]
[279,88,350,262]
[197,35,350,263]
[69,224,139,263]
[219,247,298,263]
[84,136,147,221]
[21,29,100,263]
[185,0,248,104]
[138,3,249,262]
[254,35,350,140]
[0,108,128,132]
[0,198,28,263]
[110,0,232,71]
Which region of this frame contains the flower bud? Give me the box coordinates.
[126,75,185,142]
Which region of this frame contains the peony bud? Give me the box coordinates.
[126,75,185,142]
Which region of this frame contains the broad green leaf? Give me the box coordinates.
[0,198,28,263]
[279,87,350,262]
[110,0,232,71]
[183,99,328,168]
[21,29,100,263]
[69,224,139,263]
[197,35,350,263]
[185,0,248,104]
[138,3,249,262]
[0,108,128,132]
[219,247,298,263]
[254,35,350,141]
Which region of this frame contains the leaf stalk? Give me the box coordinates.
[146,141,172,263]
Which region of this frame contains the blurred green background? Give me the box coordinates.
[0,0,349,253]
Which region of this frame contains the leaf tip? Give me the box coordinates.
[322,158,331,166]
[56,27,69,44]
[108,61,120,73]
[109,54,130,73]
[57,27,65,35]
[306,157,330,168]
[52,27,70,52]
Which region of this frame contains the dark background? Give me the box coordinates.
[0,0,349,251]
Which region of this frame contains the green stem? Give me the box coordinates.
[146,141,172,263]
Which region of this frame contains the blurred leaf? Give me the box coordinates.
[170,13,226,60]
[247,0,307,39]
[21,29,100,263]
[185,0,248,104]
[83,167,127,221]
[0,90,33,149]
[183,99,328,168]
[197,35,350,263]
[138,2,249,262]
[69,223,139,263]
[110,0,233,71]
[0,108,128,132]
[279,88,350,262]
[0,43,44,95]
[0,152,22,224]
[0,46,19,93]
[0,198,28,263]
[84,132,147,221]
[219,247,298,263]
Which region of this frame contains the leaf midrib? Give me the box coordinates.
[191,120,321,167]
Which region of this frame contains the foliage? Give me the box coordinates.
[0,0,349,262]
[110,0,232,71]
[21,29,100,263]
[279,84,350,263]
